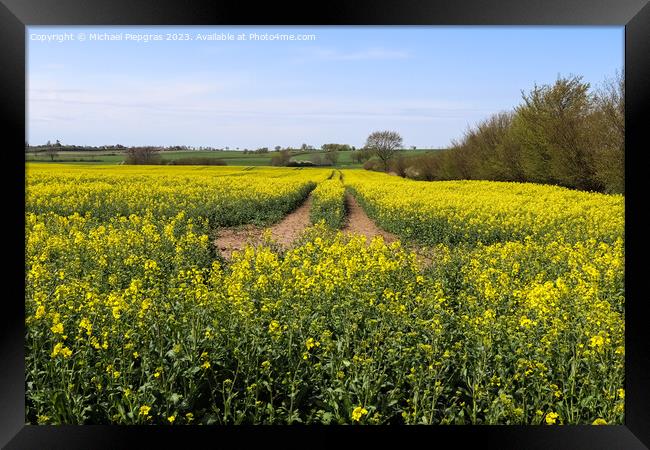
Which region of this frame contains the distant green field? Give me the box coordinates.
[24,149,440,167]
[290,150,361,167]
[289,149,436,167]
[25,152,124,164]
[24,151,275,165]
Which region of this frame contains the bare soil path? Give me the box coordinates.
[342,193,434,267]
[266,196,313,247]
[341,194,397,243]
[215,196,312,258]
[215,192,434,268]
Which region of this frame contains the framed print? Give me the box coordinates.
[2,0,649,448]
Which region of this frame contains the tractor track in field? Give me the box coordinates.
[215,190,432,267]
[341,193,433,266]
[340,193,397,244]
[214,196,312,259]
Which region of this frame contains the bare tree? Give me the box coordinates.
[45,148,58,161]
[364,131,403,172]
[124,147,162,165]
[391,153,408,177]
[353,147,373,164]
[44,140,60,161]
[270,149,292,166]
[324,148,339,165]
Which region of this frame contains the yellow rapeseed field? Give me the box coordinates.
[25,163,624,425]
[26,164,331,225]
[344,170,623,245]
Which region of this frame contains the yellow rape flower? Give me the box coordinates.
[305,337,320,350]
[268,320,280,334]
[79,317,92,336]
[545,412,560,425]
[51,342,72,358]
[35,305,45,319]
[589,335,606,349]
[351,406,368,422]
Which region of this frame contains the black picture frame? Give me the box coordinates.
[2,0,648,448]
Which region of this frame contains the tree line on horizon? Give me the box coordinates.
[27,73,623,194]
[389,73,624,194]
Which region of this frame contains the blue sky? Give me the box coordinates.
[27,26,623,149]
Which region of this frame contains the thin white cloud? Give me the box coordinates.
[28,73,249,110]
[29,88,486,121]
[27,65,489,148]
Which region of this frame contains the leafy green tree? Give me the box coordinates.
[513,75,600,190]
[591,71,624,193]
